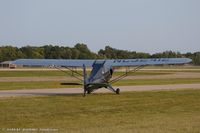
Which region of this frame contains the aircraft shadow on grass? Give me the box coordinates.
[23,92,82,96]
[60,82,82,85]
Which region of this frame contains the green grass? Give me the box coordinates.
[1,66,200,77]
[0,78,200,90]
[0,90,200,133]
[0,71,67,77]
[0,81,81,90]
[0,70,172,77]
[114,71,172,76]
[113,78,200,86]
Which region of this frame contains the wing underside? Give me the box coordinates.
[12,58,192,67]
[105,58,192,67]
[12,59,95,67]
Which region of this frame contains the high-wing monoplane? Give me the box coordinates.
[12,58,191,96]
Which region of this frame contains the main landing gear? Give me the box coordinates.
[107,85,120,95]
[116,88,120,94]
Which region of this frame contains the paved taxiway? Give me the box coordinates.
[0,84,200,97]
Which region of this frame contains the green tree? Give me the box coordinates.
[98,46,150,59]
[0,46,23,62]
[151,51,182,58]
[20,46,44,59]
[74,43,97,59]
[193,52,200,65]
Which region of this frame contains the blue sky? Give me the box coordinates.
[0,0,200,53]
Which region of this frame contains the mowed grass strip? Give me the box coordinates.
[0,70,172,77]
[0,78,200,90]
[0,90,200,133]
[0,81,81,90]
[113,78,200,86]
[0,71,67,77]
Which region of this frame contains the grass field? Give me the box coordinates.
[0,70,172,77]
[0,89,200,133]
[0,67,200,132]
[1,69,200,77]
[0,78,200,90]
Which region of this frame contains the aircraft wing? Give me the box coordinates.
[12,59,95,67]
[105,58,192,67]
[12,58,192,67]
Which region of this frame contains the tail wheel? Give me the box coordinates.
[116,88,120,94]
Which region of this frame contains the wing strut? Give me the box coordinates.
[109,65,145,84]
[54,66,83,82]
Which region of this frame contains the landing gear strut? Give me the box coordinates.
[107,85,120,95]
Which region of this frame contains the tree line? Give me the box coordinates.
[0,43,199,65]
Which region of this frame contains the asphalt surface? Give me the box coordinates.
[0,84,200,97]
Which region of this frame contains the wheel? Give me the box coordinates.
[116,88,120,94]
[87,90,91,94]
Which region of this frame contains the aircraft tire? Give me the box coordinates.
[116,88,120,94]
[87,90,91,94]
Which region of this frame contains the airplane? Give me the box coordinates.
[12,58,192,96]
